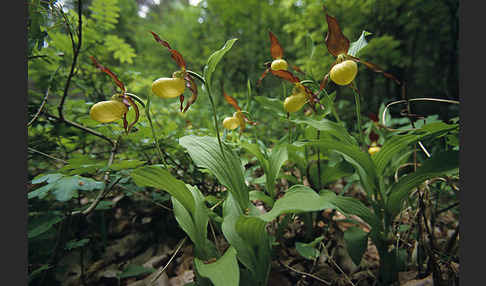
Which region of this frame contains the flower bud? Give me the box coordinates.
[151,77,186,99]
[271,58,288,71]
[89,100,128,123]
[330,60,358,86]
[223,116,239,130]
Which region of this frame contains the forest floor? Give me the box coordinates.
[51,179,459,286]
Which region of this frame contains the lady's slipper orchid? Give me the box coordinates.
[90,97,128,123]
[319,7,400,91]
[258,31,303,85]
[221,85,256,131]
[367,131,382,155]
[284,85,308,113]
[89,57,140,134]
[150,31,198,112]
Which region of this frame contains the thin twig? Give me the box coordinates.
[71,138,120,216]
[150,237,187,285]
[28,67,61,127]
[281,261,331,285]
[45,112,115,147]
[320,242,357,286]
[28,147,68,164]
[381,98,460,132]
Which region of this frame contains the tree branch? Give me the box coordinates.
[57,0,83,120]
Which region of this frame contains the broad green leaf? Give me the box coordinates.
[292,118,357,145]
[259,185,335,222]
[295,236,324,260]
[348,30,372,57]
[108,160,146,171]
[343,226,369,266]
[172,185,217,260]
[221,194,258,278]
[117,264,155,279]
[235,216,271,285]
[330,194,380,230]
[373,122,458,176]
[29,264,52,283]
[28,184,53,200]
[180,135,249,210]
[65,238,90,250]
[131,165,195,213]
[242,143,288,198]
[31,173,64,185]
[28,214,64,239]
[31,175,104,202]
[295,242,320,260]
[194,247,239,286]
[204,38,238,85]
[266,144,288,197]
[260,186,380,232]
[386,150,459,219]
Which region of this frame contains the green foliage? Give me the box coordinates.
[179,135,249,211]
[29,173,104,201]
[27,1,459,285]
[194,247,240,286]
[130,165,195,213]
[343,227,369,266]
[89,0,121,31]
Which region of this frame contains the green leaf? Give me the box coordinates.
[242,142,287,198]
[131,165,195,214]
[343,226,369,266]
[259,186,380,231]
[28,214,64,239]
[295,242,320,260]
[32,173,64,185]
[194,247,239,286]
[179,135,249,211]
[348,30,373,57]
[204,38,238,86]
[235,215,271,285]
[117,264,155,279]
[292,118,357,145]
[386,150,459,219]
[65,238,90,250]
[221,194,255,270]
[330,194,380,230]
[30,175,105,201]
[259,185,335,222]
[108,160,146,171]
[29,264,52,283]
[295,236,324,260]
[373,122,458,176]
[172,185,217,260]
[266,144,288,197]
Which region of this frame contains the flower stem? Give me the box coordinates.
[187,70,226,160]
[351,83,364,147]
[145,92,168,168]
[207,86,227,161]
